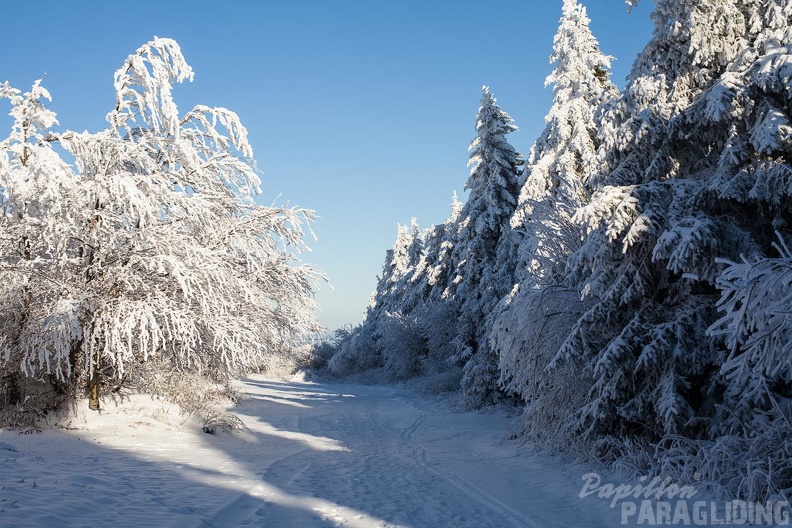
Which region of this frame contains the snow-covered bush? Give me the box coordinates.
[413,301,458,367]
[652,421,792,503]
[130,358,244,434]
[459,350,503,410]
[326,323,381,377]
[376,312,427,380]
[304,339,338,371]
[490,285,592,444]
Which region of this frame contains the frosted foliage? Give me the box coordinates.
[493,285,587,398]
[107,37,194,137]
[442,87,523,408]
[413,301,457,364]
[549,0,761,442]
[460,350,501,410]
[368,220,425,318]
[459,9,610,424]
[378,313,426,380]
[503,0,615,302]
[0,38,321,397]
[452,87,521,307]
[574,186,642,249]
[591,0,747,189]
[708,237,792,428]
[490,285,590,446]
[515,0,615,214]
[652,216,719,281]
[426,194,463,301]
[463,86,522,238]
[707,39,792,205]
[390,224,414,282]
[560,169,741,439]
[550,0,792,473]
[327,323,380,377]
[401,206,462,314]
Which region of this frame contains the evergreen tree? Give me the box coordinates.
[491,0,616,424]
[512,0,618,287]
[555,0,761,446]
[402,195,462,313]
[452,87,523,409]
[700,1,792,438]
[395,218,425,314]
[426,192,464,303]
[367,220,422,320]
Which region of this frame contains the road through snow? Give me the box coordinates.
[0,376,619,527]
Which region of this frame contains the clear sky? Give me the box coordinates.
[0,1,654,331]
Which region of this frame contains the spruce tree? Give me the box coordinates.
[556,0,756,445]
[491,0,616,422]
[512,0,618,286]
[452,87,523,409]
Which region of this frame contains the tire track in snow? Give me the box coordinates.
[400,413,427,441]
[400,410,544,528]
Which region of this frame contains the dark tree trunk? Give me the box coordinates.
[88,358,100,411]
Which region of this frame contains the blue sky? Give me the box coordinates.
[0,1,654,331]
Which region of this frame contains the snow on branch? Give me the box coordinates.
[107,37,194,137]
[709,234,792,388]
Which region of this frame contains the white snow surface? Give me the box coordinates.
[0,375,639,527]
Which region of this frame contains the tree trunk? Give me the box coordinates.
[88,357,100,411]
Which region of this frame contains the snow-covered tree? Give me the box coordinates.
[516,0,616,212]
[425,192,464,304]
[491,0,616,429]
[503,0,618,296]
[377,312,427,379]
[399,193,462,313]
[709,237,792,430]
[0,80,79,413]
[0,38,321,413]
[552,1,792,454]
[546,1,754,446]
[367,220,423,320]
[452,86,523,409]
[698,2,792,442]
[593,0,748,189]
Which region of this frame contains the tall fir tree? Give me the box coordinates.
[403,194,463,313]
[699,1,792,440]
[491,0,616,420]
[367,222,419,320]
[511,0,618,287]
[451,86,523,409]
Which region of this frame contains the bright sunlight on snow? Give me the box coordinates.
[0,375,623,527]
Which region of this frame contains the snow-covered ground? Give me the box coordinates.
[0,375,751,527]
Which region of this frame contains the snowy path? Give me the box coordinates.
[0,376,619,527]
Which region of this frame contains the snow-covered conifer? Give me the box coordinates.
[491,0,616,423]
[426,192,463,303]
[368,221,423,320]
[552,0,754,445]
[452,87,523,409]
[516,0,616,213]
[510,0,617,288]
